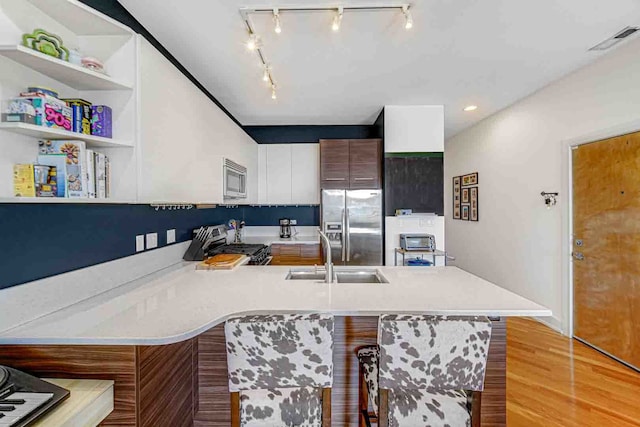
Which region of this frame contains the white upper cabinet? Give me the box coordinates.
[291,144,319,204]
[259,144,320,205]
[384,105,444,153]
[265,144,292,204]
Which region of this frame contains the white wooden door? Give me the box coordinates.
[291,144,320,204]
[266,145,292,204]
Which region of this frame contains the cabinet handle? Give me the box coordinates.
[325,178,346,181]
[354,178,374,181]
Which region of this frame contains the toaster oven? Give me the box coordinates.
[400,234,436,251]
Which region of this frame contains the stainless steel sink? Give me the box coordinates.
[285,270,327,281]
[285,268,388,284]
[335,270,388,284]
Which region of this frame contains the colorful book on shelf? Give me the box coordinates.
[95,152,106,198]
[38,140,88,198]
[86,149,96,198]
[36,155,66,198]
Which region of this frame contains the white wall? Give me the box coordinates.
[138,38,258,204]
[385,105,444,152]
[444,38,640,333]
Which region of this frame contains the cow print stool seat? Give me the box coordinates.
[356,315,492,427]
[225,314,334,427]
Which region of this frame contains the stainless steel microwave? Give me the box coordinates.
[223,158,247,199]
[400,234,436,251]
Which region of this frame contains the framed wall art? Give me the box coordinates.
[461,204,470,220]
[453,176,461,219]
[462,172,478,186]
[462,188,469,203]
[470,186,478,221]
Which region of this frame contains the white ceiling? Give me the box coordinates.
[119,0,640,137]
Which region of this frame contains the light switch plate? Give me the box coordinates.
[167,229,176,244]
[146,232,158,249]
[135,235,145,252]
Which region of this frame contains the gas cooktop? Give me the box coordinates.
[211,243,271,265]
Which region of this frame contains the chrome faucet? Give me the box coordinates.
[318,229,334,283]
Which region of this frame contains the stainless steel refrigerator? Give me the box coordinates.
[321,189,383,266]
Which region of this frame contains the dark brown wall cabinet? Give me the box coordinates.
[320,139,381,189]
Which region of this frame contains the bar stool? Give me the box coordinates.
[357,315,492,427]
[225,313,334,427]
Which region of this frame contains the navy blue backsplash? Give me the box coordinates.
[0,204,318,290]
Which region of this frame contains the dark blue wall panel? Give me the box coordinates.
[0,204,318,290]
[243,125,380,144]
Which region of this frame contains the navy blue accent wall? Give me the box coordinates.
[0,204,318,290]
[243,125,380,144]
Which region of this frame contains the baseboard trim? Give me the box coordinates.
[533,316,565,335]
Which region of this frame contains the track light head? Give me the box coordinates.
[332,7,343,32]
[246,33,260,50]
[402,5,413,29]
[273,8,282,34]
[271,86,277,100]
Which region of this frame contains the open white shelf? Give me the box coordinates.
[0,45,133,91]
[26,0,133,36]
[0,197,137,204]
[0,122,133,148]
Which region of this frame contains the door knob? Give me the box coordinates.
[573,252,585,261]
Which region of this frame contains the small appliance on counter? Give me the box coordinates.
[279,218,292,239]
[400,233,436,251]
[0,365,70,426]
[183,224,271,265]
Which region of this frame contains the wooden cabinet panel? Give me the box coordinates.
[270,244,322,265]
[320,139,350,189]
[349,139,380,163]
[349,139,381,189]
[320,139,381,189]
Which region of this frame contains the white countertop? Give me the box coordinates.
[242,235,319,245]
[0,264,551,346]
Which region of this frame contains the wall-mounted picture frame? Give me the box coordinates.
[461,204,470,220]
[462,172,479,187]
[470,186,478,221]
[453,176,461,219]
[462,188,469,203]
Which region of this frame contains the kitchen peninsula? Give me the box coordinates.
[0,261,550,426]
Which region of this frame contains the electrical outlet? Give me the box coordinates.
[290,219,297,225]
[167,229,176,244]
[135,235,145,252]
[146,232,158,249]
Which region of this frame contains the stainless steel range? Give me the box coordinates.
[183,224,271,265]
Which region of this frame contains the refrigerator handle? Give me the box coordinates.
[341,208,346,261]
[345,207,351,262]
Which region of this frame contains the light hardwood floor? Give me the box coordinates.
[507,318,640,427]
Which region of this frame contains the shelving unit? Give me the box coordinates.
[0,45,133,90]
[0,122,132,148]
[0,0,139,203]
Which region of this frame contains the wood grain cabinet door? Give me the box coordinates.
[320,139,350,189]
[349,139,382,189]
[573,131,640,369]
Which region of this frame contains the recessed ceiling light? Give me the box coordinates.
[464,105,478,112]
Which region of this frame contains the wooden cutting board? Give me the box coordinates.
[196,254,248,270]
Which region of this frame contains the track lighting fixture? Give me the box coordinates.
[240,3,415,99]
[402,5,413,29]
[332,7,343,32]
[273,9,282,34]
[246,33,260,50]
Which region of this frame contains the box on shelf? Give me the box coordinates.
[62,98,92,134]
[3,98,37,124]
[13,164,35,197]
[91,105,112,138]
[9,95,72,131]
